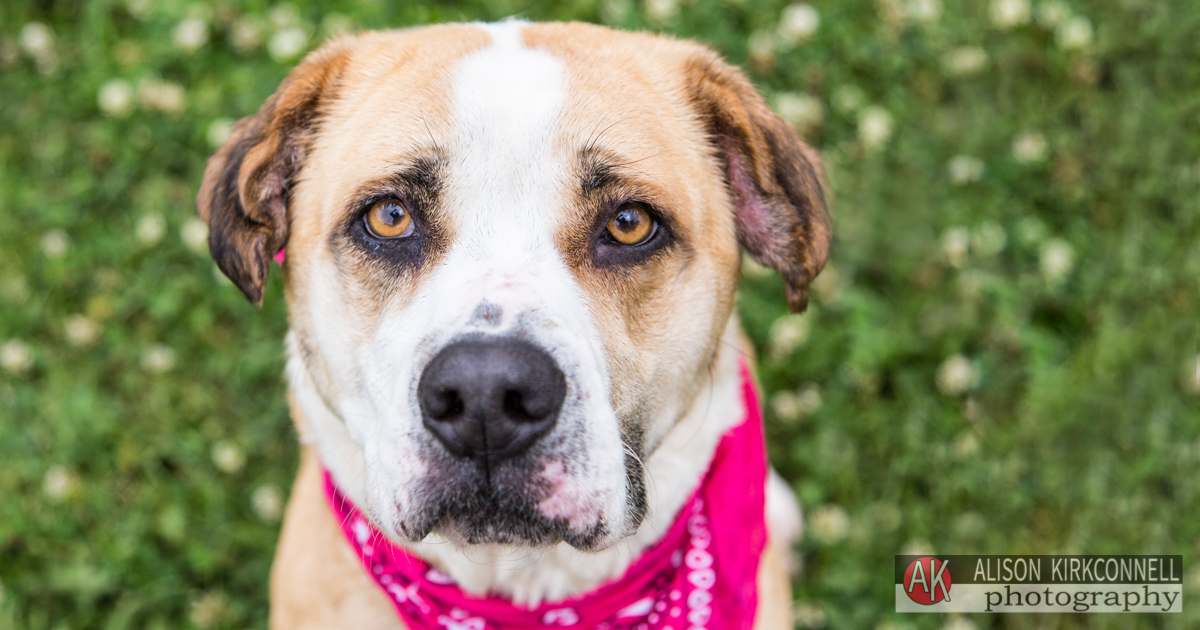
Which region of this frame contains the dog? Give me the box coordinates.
[197,20,829,630]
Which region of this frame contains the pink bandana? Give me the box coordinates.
[323,362,768,630]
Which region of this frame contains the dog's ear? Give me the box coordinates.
[684,52,832,313]
[196,43,351,305]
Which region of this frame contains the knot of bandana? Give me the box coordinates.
[323,361,768,630]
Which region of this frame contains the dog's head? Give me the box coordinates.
[198,21,829,551]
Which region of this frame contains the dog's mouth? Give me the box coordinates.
[383,448,618,550]
[414,492,609,550]
[396,483,611,550]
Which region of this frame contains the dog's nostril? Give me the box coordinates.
[503,389,526,419]
[429,388,464,420]
[502,388,552,421]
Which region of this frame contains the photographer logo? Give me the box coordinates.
[903,557,953,605]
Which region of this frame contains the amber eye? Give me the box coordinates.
[606,204,656,246]
[364,198,414,239]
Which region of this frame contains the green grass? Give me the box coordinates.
[1,0,1199,628]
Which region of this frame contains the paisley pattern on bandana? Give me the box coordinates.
[323,361,768,630]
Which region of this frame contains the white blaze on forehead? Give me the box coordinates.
[448,20,566,260]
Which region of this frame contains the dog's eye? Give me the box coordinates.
[365,198,414,239]
[606,204,656,246]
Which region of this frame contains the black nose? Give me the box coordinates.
[418,338,566,463]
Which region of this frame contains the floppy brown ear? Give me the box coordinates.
[196,43,351,305]
[684,52,832,313]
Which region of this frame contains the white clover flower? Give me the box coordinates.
[775,92,824,131]
[1039,238,1074,283]
[1012,131,1048,162]
[94,268,120,293]
[941,226,970,267]
[867,502,902,533]
[942,46,989,77]
[269,4,302,30]
[956,269,985,301]
[971,221,1007,257]
[211,440,245,474]
[322,13,355,37]
[947,155,985,184]
[229,18,264,55]
[42,465,76,502]
[1037,0,1070,27]
[942,616,978,630]
[252,484,284,521]
[142,344,176,373]
[182,218,210,252]
[954,511,987,538]
[206,118,234,149]
[33,54,58,74]
[858,106,894,151]
[124,0,152,20]
[906,0,943,24]
[902,539,935,556]
[778,4,820,44]
[990,0,1031,29]
[1056,16,1093,50]
[832,84,866,114]
[771,385,821,423]
[268,28,309,62]
[189,591,230,629]
[936,354,978,396]
[41,229,69,257]
[798,382,823,412]
[1186,355,1200,395]
[600,0,631,24]
[19,22,54,59]
[64,315,101,346]
[769,313,811,359]
[876,0,906,27]
[772,390,803,423]
[808,504,850,544]
[645,0,679,23]
[1016,216,1047,244]
[138,78,186,115]
[98,79,135,117]
[952,430,980,458]
[173,17,210,53]
[1,340,33,374]
[747,30,776,68]
[136,213,166,245]
[793,602,827,629]
[19,22,57,74]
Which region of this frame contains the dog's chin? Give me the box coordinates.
[402,497,612,551]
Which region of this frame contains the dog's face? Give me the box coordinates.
[198,22,829,551]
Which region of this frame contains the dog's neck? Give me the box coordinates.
[287,317,746,606]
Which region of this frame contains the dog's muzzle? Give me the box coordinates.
[418,337,567,467]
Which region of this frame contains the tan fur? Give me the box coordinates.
[271,447,404,630]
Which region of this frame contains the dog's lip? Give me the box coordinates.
[390,479,611,549]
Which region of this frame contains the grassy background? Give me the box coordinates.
[2,0,1199,628]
